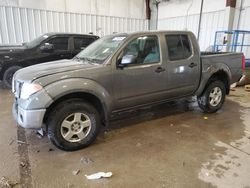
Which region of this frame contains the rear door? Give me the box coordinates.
[165,34,200,97]
[47,36,72,59]
[72,36,97,56]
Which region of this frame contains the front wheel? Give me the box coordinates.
[47,99,101,151]
[3,66,22,89]
[197,80,226,113]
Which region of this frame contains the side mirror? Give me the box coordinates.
[118,54,136,68]
[40,43,54,53]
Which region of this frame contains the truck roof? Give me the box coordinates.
[112,30,194,37]
[43,32,99,38]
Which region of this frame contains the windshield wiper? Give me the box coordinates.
[74,57,100,65]
[73,56,81,61]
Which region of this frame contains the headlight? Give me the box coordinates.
[20,83,43,99]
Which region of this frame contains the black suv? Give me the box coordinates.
[0,33,99,88]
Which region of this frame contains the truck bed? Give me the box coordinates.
[201,52,243,84]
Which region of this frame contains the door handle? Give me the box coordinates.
[155,67,166,73]
[188,62,197,68]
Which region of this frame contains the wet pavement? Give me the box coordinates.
[0,85,250,188]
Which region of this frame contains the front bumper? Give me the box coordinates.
[13,102,46,129]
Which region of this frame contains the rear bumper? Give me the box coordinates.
[12,102,46,129]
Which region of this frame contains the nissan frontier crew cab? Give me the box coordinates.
[12,31,244,151]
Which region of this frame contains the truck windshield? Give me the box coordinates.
[24,34,49,48]
[75,35,127,64]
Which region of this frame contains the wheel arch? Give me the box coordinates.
[0,63,23,80]
[206,70,230,94]
[43,91,109,129]
[196,67,231,96]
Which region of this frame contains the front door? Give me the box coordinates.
[113,35,167,109]
[36,36,72,64]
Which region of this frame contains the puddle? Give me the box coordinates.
[199,100,250,187]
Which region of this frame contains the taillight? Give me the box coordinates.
[242,54,246,72]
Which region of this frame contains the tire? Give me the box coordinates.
[197,80,226,113]
[47,99,101,151]
[3,66,22,89]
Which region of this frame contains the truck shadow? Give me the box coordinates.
[106,97,246,145]
[109,97,198,129]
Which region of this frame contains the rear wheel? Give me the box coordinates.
[47,99,101,151]
[3,66,22,89]
[197,80,226,113]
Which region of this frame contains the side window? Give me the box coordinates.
[47,37,68,50]
[180,35,192,59]
[74,37,95,50]
[123,35,160,65]
[165,34,192,61]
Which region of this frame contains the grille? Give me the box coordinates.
[13,80,23,98]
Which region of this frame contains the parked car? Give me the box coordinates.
[0,33,99,88]
[12,31,243,151]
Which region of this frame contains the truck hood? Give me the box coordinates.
[14,59,100,82]
[0,44,26,53]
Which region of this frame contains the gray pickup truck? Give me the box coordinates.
[12,31,243,151]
